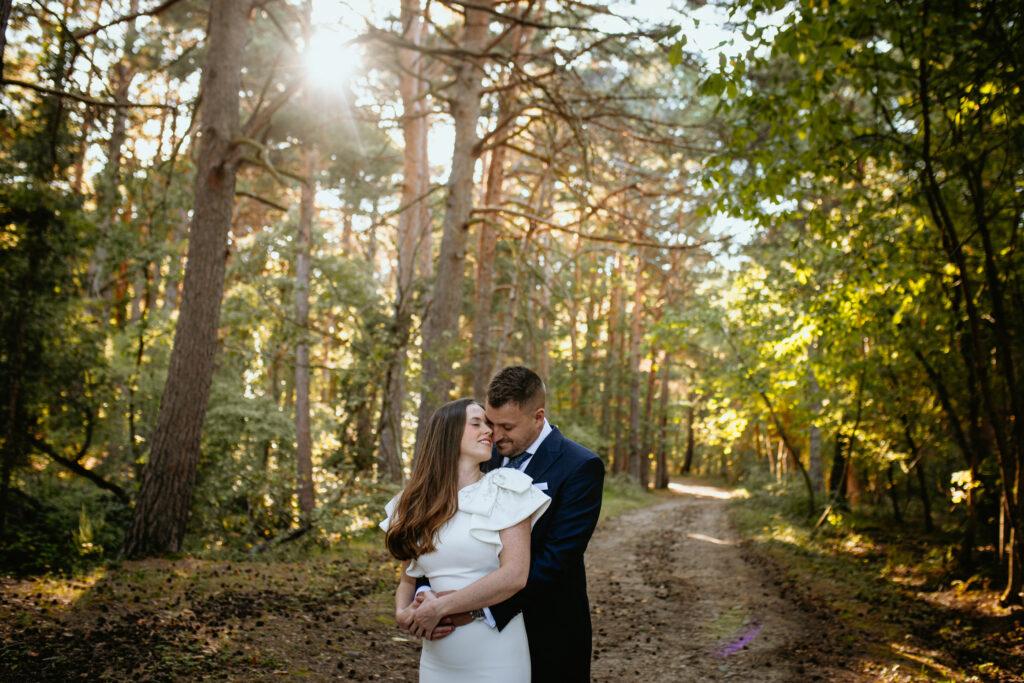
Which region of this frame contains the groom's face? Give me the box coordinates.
[485,401,545,457]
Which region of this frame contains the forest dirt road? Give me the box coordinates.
[588,479,857,683]
[6,479,970,682]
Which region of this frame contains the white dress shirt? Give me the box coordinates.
[501,418,552,472]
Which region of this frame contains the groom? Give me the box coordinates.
[416,366,605,682]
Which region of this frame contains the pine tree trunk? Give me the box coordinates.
[682,399,695,474]
[415,0,492,456]
[599,255,621,450]
[627,252,645,486]
[87,0,139,304]
[376,0,428,483]
[641,344,658,466]
[807,340,824,492]
[535,273,551,381]
[654,352,671,489]
[581,274,602,422]
[470,144,507,398]
[294,144,317,525]
[0,0,13,83]
[162,210,188,312]
[123,0,252,558]
[470,22,535,397]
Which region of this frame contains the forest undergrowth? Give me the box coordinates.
[729,480,1024,681]
[0,478,657,681]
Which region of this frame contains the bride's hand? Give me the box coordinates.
[410,592,445,636]
[395,603,416,632]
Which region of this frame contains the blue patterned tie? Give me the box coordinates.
[504,451,530,470]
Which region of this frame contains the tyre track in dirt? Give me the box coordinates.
[588,480,858,682]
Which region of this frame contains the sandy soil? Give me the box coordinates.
[589,480,858,682]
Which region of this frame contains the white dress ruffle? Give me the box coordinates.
[459,468,551,549]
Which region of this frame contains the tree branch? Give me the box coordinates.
[471,206,721,251]
[74,0,188,40]
[237,190,289,211]
[29,435,130,504]
[1,77,175,108]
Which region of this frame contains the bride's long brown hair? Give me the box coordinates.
[386,398,482,561]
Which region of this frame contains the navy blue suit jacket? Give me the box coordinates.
[484,426,604,682]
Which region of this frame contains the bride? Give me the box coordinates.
[381,398,550,682]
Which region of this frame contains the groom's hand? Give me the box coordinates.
[429,591,477,627]
[420,591,474,632]
[408,591,455,640]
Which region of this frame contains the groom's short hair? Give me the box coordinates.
[488,366,546,410]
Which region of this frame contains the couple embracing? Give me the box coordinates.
[380,366,604,682]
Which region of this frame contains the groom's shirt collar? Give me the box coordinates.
[502,418,552,470]
[526,418,552,455]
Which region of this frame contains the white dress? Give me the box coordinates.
[381,468,551,683]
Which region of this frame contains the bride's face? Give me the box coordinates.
[460,404,493,463]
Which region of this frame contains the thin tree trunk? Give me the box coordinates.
[415,1,492,456]
[356,386,378,471]
[886,463,903,523]
[627,240,647,485]
[761,390,815,515]
[654,351,671,489]
[535,273,551,381]
[87,0,139,304]
[641,342,659,453]
[0,0,13,84]
[471,144,507,398]
[599,254,621,450]
[162,210,188,312]
[807,340,824,492]
[375,0,427,483]
[123,0,252,558]
[294,143,317,526]
[581,272,602,421]
[682,396,696,475]
[470,23,535,397]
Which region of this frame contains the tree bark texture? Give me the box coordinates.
[414,0,492,456]
[123,0,251,557]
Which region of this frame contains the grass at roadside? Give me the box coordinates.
[599,473,667,524]
[728,481,1024,682]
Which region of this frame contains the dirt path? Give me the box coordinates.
[589,480,856,682]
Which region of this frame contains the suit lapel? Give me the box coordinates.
[482,450,503,473]
[524,426,564,481]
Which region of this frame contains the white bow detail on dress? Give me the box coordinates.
[458,468,535,516]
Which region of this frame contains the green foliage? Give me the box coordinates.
[0,183,118,570]
[0,475,130,575]
[675,0,1023,586]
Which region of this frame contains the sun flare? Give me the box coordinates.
[303,29,359,91]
